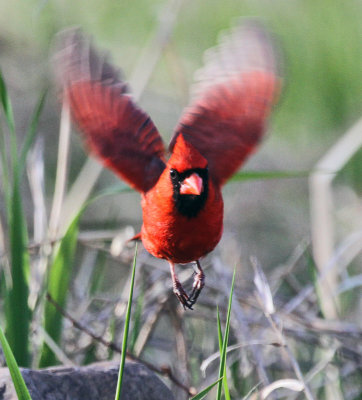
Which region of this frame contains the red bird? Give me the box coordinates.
[54,22,281,309]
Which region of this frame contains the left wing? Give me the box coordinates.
[169,21,281,186]
[54,28,166,193]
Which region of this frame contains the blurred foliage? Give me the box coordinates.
[0,0,361,142]
[1,0,361,190]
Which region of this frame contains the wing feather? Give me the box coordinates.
[54,28,166,193]
[170,21,282,186]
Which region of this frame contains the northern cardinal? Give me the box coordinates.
[54,22,280,309]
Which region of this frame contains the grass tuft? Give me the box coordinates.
[216,268,236,400]
[39,209,82,367]
[0,323,32,400]
[114,243,138,400]
[0,70,45,367]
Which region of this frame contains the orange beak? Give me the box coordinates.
[180,173,203,195]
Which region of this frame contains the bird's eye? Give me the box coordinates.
[170,169,177,179]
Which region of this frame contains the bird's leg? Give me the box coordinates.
[189,260,205,305]
[169,261,194,310]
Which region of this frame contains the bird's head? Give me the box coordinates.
[167,134,209,218]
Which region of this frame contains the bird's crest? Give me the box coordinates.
[168,134,208,172]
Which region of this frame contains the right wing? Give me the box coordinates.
[53,28,166,193]
[169,21,281,186]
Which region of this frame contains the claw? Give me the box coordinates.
[168,260,205,309]
[189,260,205,305]
[169,260,196,309]
[173,280,194,310]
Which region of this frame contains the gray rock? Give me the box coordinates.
[0,361,174,400]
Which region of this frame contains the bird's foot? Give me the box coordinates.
[173,280,194,310]
[189,269,205,305]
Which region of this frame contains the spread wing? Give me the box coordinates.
[53,28,166,193]
[169,21,281,186]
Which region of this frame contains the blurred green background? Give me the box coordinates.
[1,0,362,140]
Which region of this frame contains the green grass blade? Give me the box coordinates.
[129,280,144,354]
[230,170,308,182]
[216,307,231,400]
[0,70,14,219]
[5,171,31,367]
[114,243,138,400]
[0,69,17,176]
[0,123,11,219]
[39,210,81,368]
[0,71,31,367]
[216,306,222,351]
[0,69,16,135]
[0,324,32,400]
[216,268,236,400]
[89,252,107,295]
[190,377,224,400]
[18,90,47,176]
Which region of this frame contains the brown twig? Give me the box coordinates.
[45,292,196,396]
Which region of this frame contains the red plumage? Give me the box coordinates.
[54,22,281,308]
[141,134,223,264]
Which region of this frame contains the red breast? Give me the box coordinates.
[140,136,223,263]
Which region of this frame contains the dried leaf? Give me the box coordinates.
[251,257,275,315]
[261,379,304,399]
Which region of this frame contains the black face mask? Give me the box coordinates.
[170,167,209,218]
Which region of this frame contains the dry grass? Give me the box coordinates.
[39,225,361,399]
